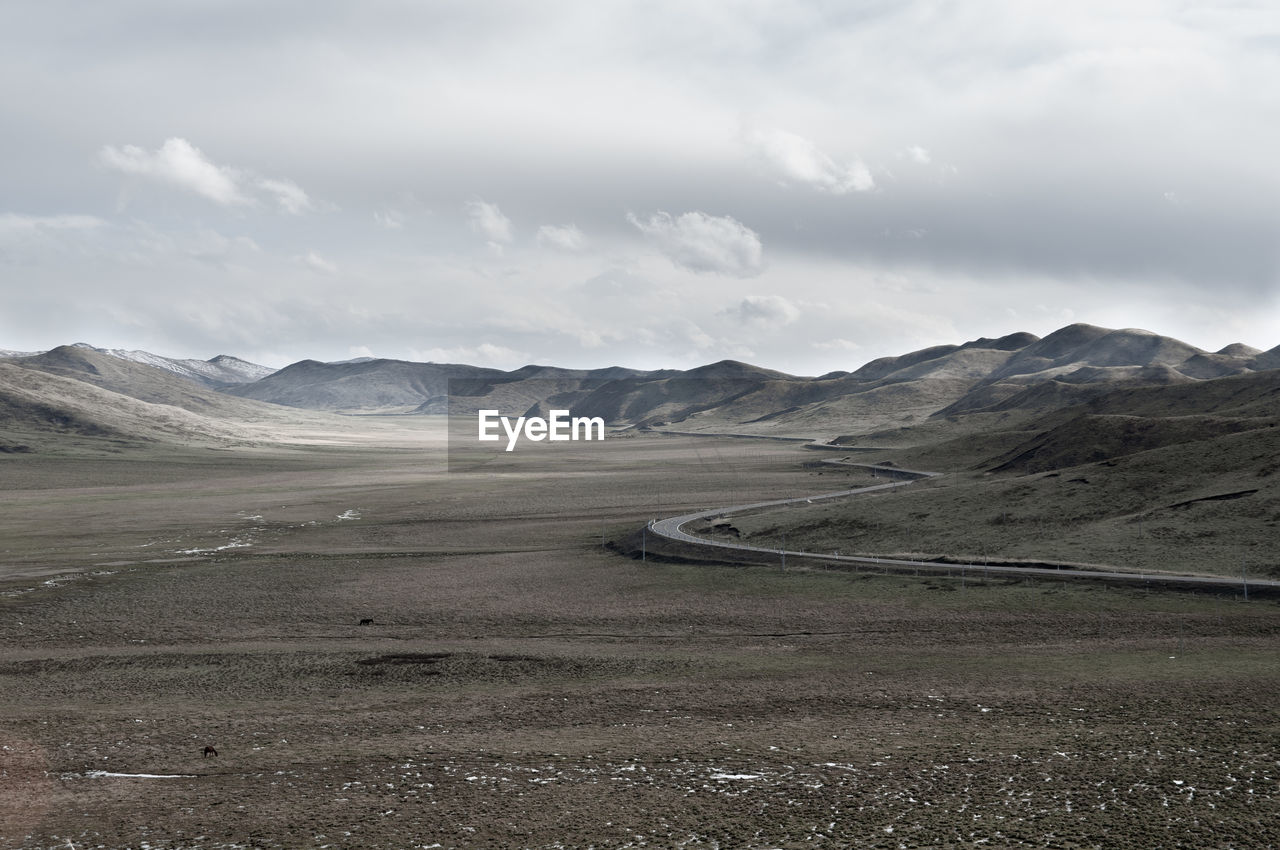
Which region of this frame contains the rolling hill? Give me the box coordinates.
[5,324,1278,450]
[0,343,274,385]
[225,357,658,415]
[0,348,359,451]
[0,360,266,449]
[17,346,289,418]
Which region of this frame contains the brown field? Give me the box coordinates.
[1,427,1278,849]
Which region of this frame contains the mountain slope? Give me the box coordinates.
[1,344,275,385]
[17,346,288,419]
[216,325,1275,436]
[92,346,276,385]
[226,358,516,412]
[0,361,272,448]
[9,324,1273,440]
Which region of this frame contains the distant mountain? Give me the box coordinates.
[224,358,511,412]
[7,325,1277,444]
[73,343,275,385]
[226,357,657,414]
[931,325,1274,420]
[15,345,289,419]
[0,343,274,386]
[566,360,795,425]
[847,332,1037,383]
[211,324,1279,436]
[980,366,1280,474]
[0,359,298,450]
[422,364,662,417]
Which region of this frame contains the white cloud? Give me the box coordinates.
[723,294,800,326]
[100,138,250,206]
[905,145,931,164]
[348,345,374,359]
[298,251,337,274]
[0,213,105,233]
[0,213,110,259]
[183,228,259,264]
[257,177,315,215]
[747,128,875,194]
[536,223,586,251]
[99,137,325,214]
[374,209,405,229]
[465,199,512,248]
[577,328,604,348]
[813,338,862,353]
[7,5,1279,372]
[412,342,528,368]
[628,210,764,277]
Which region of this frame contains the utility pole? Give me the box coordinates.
[1242,557,1248,602]
[781,530,786,571]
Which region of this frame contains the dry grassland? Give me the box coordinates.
[1,431,1277,849]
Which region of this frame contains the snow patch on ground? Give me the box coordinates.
[80,770,196,779]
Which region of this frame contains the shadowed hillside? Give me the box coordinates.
[759,362,1280,577]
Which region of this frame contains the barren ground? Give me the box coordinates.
[1,428,1277,849]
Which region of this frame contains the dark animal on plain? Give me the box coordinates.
[203,745,218,758]
[359,618,374,626]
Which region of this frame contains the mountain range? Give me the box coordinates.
[3,325,1279,459]
[0,343,273,386]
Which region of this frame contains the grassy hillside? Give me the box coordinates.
[721,369,1280,578]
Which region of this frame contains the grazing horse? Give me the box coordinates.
[359,618,374,626]
[203,745,218,758]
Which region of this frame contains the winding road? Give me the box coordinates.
[646,439,1280,593]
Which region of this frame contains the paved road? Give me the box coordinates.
[646,437,1279,592]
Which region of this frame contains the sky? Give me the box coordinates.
[2,1,1279,374]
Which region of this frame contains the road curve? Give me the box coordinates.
[645,439,1280,592]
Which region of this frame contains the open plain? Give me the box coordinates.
[1,421,1278,849]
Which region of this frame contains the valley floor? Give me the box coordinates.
[1,435,1277,849]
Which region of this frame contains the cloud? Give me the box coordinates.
[99,137,324,214]
[722,294,800,326]
[374,209,405,229]
[100,138,251,206]
[628,210,764,277]
[0,213,109,259]
[813,338,862,353]
[747,128,874,194]
[465,199,512,248]
[905,145,931,165]
[0,213,105,233]
[411,342,528,368]
[183,228,260,265]
[536,223,586,251]
[258,177,315,215]
[8,4,1280,372]
[297,251,337,274]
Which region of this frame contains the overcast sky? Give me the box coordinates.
[2,1,1278,374]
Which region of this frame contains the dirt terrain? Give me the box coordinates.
[1,430,1277,849]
